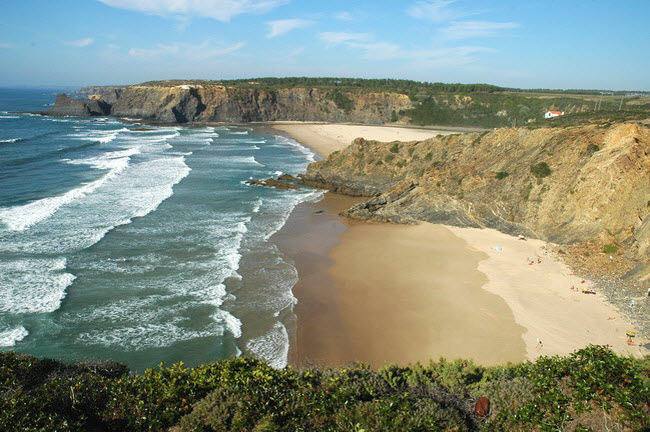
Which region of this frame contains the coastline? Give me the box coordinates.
[272,122,644,368]
[271,122,460,158]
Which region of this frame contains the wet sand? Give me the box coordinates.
[274,194,527,368]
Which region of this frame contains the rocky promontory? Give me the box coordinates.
[45,94,111,117]
[46,83,412,124]
[301,122,650,282]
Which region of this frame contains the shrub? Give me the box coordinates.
[389,143,400,153]
[495,171,510,179]
[331,91,354,113]
[384,154,395,162]
[603,244,618,254]
[587,143,600,155]
[1,347,648,432]
[530,162,551,178]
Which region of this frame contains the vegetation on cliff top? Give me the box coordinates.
[1,346,648,431]
[138,77,650,97]
[81,78,650,128]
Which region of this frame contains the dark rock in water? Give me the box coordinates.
[278,174,299,182]
[46,94,111,117]
[245,178,300,190]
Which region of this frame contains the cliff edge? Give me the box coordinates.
[302,122,650,281]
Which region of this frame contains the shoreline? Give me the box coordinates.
[271,123,645,368]
[271,122,463,158]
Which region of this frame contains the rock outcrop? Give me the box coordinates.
[246,178,301,190]
[46,94,111,117]
[301,123,650,279]
[72,84,413,124]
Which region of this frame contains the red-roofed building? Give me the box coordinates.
[544,110,565,119]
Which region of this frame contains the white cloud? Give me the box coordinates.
[334,11,353,21]
[128,41,245,60]
[64,38,95,47]
[97,0,288,22]
[0,42,15,48]
[266,18,312,38]
[440,21,520,39]
[407,0,465,22]
[319,31,491,66]
[318,32,370,45]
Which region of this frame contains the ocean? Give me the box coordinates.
[0,88,320,371]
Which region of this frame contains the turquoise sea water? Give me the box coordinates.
[0,89,320,371]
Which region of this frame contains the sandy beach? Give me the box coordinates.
[272,122,458,158]
[447,227,643,360]
[272,123,643,368]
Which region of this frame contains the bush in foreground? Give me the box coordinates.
[0,346,648,431]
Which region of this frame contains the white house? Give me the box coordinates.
[544,110,564,119]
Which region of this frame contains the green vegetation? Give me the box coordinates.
[587,143,600,155]
[495,171,510,180]
[384,154,395,163]
[603,244,619,254]
[389,143,400,153]
[531,162,552,178]
[330,90,354,113]
[526,109,650,129]
[1,346,648,432]
[141,77,650,97]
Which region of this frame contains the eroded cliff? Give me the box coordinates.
[49,80,640,126]
[94,84,413,124]
[301,123,650,278]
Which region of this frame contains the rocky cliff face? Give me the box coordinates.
[46,94,111,117]
[101,84,412,124]
[302,123,650,278]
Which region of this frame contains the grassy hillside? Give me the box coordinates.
[134,77,650,128]
[1,346,648,431]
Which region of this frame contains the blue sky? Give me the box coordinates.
[1,0,649,90]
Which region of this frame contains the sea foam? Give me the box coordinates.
[0,326,29,347]
[0,149,136,231]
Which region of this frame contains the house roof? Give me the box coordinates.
[548,110,563,115]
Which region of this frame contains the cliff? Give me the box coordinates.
[302,122,650,279]
[95,84,413,124]
[47,78,650,126]
[46,94,111,117]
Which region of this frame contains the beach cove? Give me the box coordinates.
[272,122,644,367]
